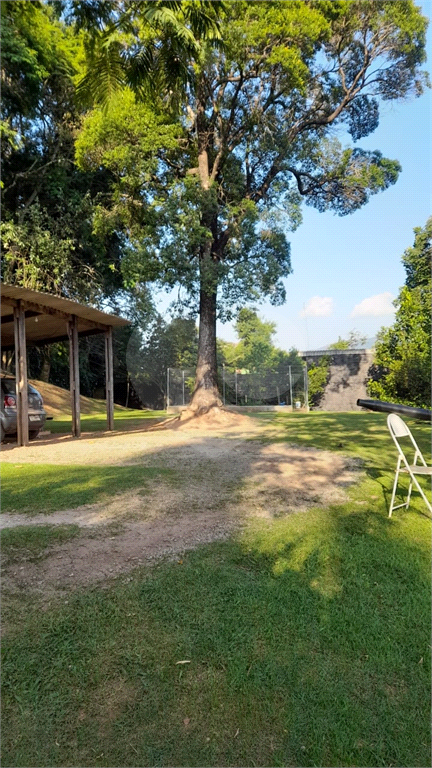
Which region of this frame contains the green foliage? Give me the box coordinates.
[0,0,77,121]
[1,206,92,297]
[1,0,429,404]
[368,219,432,408]
[73,1,429,335]
[329,330,368,350]
[73,0,224,108]
[402,220,432,290]
[0,0,128,307]
[126,315,199,406]
[218,309,303,375]
[307,356,330,408]
[233,309,278,371]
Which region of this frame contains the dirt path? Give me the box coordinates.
[1,419,363,596]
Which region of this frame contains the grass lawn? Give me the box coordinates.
[1,464,176,514]
[1,524,81,564]
[1,412,431,767]
[47,408,169,434]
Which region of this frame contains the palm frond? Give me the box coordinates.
[75,0,225,109]
[183,1,225,41]
[76,35,126,108]
[124,44,155,91]
[142,5,198,49]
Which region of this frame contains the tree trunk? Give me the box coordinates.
[187,88,222,414]
[39,346,51,382]
[188,251,222,412]
[125,374,130,408]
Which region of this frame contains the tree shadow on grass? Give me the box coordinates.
[1,505,430,768]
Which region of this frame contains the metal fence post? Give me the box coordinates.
[235,370,238,406]
[222,364,226,405]
[288,365,293,408]
[304,362,309,411]
[182,369,185,406]
[167,367,170,409]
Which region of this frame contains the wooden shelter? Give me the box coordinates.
[1,284,130,445]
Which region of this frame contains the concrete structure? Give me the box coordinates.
[1,284,129,445]
[300,349,375,412]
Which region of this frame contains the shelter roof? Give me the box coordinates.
[1,283,130,349]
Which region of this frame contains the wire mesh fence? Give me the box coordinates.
[167,365,308,408]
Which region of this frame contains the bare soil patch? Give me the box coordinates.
[27,378,130,417]
[1,419,363,596]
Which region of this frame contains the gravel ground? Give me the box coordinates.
[1,415,363,595]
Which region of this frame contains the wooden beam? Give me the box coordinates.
[68,315,81,438]
[105,326,114,431]
[2,296,110,330]
[13,302,29,446]
[1,327,111,351]
[1,310,41,325]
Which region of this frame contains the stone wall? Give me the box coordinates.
[302,350,374,412]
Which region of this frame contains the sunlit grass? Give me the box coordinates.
[0,463,176,514]
[251,411,431,465]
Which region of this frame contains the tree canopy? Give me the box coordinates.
[368,218,432,408]
[74,0,429,411]
[218,309,301,373]
[0,0,129,306]
[1,1,429,413]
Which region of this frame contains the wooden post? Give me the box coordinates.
[13,302,29,446]
[105,326,114,431]
[68,315,81,437]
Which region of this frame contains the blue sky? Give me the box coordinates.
[157,1,431,352]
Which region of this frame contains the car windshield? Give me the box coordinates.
[2,379,16,394]
[2,379,40,396]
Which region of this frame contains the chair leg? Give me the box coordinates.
[409,474,432,514]
[406,480,413,510]
[389,457,401,518]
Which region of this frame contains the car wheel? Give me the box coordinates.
[0,424,5,443]
[29,429,40,440]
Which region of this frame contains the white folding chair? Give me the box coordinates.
[387,413,432,517]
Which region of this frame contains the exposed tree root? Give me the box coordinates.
[151,404,251,431]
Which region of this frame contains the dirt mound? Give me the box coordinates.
[28,379,130,417]
[159,406,251,431]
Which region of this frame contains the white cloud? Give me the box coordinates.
[300,296,333,317]
[351,292,395,317]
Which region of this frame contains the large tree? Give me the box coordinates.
[0,0,128,306]
[368,218,432,408]
[75,0,428,413]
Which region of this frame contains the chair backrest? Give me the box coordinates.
[387,413,426,466]
[387,413,411,438]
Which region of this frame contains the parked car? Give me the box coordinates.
[1,374,47,442]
